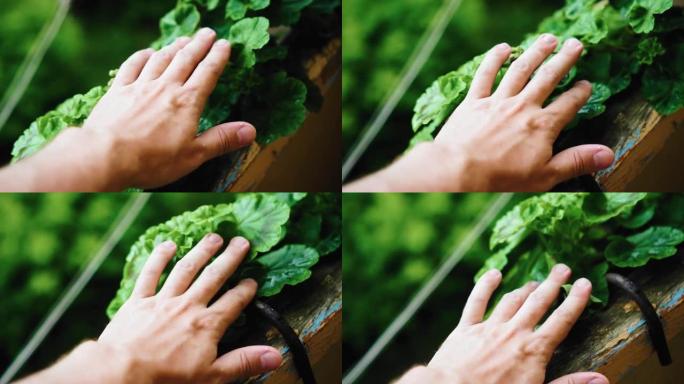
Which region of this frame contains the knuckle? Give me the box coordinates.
[572,150,587,176]
[178,259,197,273]
[238,351,256,375]
[511,59,531,74]
[530,114,555,130]
[232,288,253,309]
[216,126,237,154]
[537,66,558,82]
[521,337,552,358]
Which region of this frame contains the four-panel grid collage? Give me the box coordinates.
[1,1,683,383]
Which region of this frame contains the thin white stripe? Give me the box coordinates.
[342,0,464,181]
[0,0,72,133]
[0,193,150,384]
[342,193,513,384]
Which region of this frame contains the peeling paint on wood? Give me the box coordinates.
[547,256,684,382]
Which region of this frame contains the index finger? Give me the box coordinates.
[184,39,231,106]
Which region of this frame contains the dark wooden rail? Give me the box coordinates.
[547,255,684,382]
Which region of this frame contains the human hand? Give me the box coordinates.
[346,34,615,192]
[397,265,609,384]
[83,27,256,189]
[96,234,281,383]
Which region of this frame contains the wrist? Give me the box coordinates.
[75,341,149,384]
[387,142,473,192]
[49,128,128,191]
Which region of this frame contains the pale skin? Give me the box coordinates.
[396,265,610,384]
[16,235,282,384]
[0,28,256,192]
[344,34,616,192]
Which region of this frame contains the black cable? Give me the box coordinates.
[606,272,672,366]
[250,300,318,384]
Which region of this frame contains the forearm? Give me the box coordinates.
[343,143,474,192]
[15,341,143,384]
[0,128,122,192]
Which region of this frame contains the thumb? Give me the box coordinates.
[195,121,256,160]
[547,144,614,184]
[547,372,610,384]
[212,345,282,381]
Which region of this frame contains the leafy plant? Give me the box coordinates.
[11,0,339,165]
[411,0,684,147]
[477,193,684,306]
[107,192,340,318]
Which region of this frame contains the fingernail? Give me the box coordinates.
[575,278,592,289]
[588,377,608,384]
[593,149,614,169]
[238,125,256,146]
[566,38,583,50]
[161,240,176,249]
[260,351,281,370]
[488,269,502,279]
[199,27,215,36]
[496,42,510,52]
[542,34,557,44]
[216,39,230,48]
[206,233,223,243]
[232,236,249,249]
[553,264,570,275]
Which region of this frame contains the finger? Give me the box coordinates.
[495,34,557,97]
[162,28,216,83]
[459,269,502,326]
[131,241,177,298]
[547,144,614,185]
[466,43,511,99]
[186,237,251,303]
[543,80,593,137]
[139,37,192,81]
[536,278,592,349]
[522,38,584,104]
[113,49,155,86]
[547,372,609,384]
[185,39,231,104]
[158,233,224,297]
[209,278,258,333]
[195,122,256,161]
[510,264,571,328]
[212,346,282,381]
[488,281,539,323]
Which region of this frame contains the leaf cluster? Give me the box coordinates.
[106,192,340,318]
[11,0,339,164]
[478,193,684,306]
[411,0,684,146]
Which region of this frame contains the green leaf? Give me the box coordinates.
[240,71,307,144]
[231,193,291,253]
[256,244,319,296]
[228,17,271,67]
[617,0,673,34]
[226,0,270,20]
[268,0,314,26]
[605,226,684,267]
[156,3,201,48]
[195,0,221,10]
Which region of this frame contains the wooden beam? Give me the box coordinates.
[223,257,342,384]
[547,256,684,382]
[212,38,341,192]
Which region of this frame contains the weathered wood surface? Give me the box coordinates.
[591,93,684,192]
[225,256,341,384]
[211,38,341,192]
[547,255,684,382]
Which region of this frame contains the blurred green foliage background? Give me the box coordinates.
[0,0,175,164]
[342,0,564,180]
[0,193,238,378]
[342,193,529,383]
